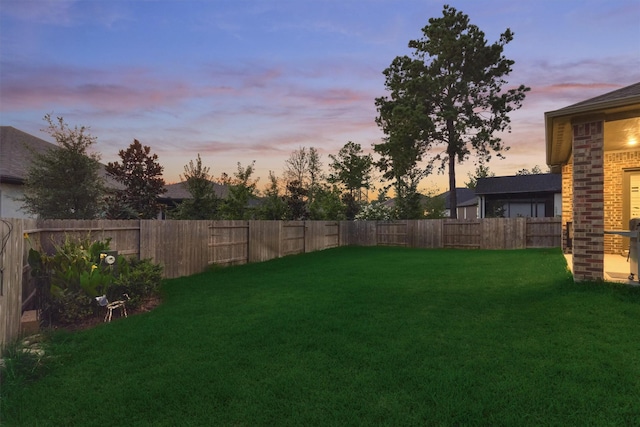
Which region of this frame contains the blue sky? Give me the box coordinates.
[1,0,639,193]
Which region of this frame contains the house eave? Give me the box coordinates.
[545,94,640,170]
[0,175,24,185]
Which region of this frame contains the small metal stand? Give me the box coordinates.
[95,294,129,322]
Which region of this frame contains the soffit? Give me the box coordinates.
[545,94,640,171]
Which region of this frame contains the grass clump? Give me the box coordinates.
[3,247,640,426]
[1,334,52,394]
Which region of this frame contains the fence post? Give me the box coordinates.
[1,219,25,350]
[278,221,282,258]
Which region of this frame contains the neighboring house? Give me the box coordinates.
[159,181,229,218]
[545,82,640,282]
[0,126,57,218]
[456,195,479,219]
[378,188,478,219]
[159,181,268,219]
[475,174,561,218]
[441,188,477,219]
[0,126,119,219]
[161,181,229,205]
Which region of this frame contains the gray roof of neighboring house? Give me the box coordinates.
[380,188,478,209]
[440,188,476,209]
[457,195,479,208]
[0,125,120,188]
[475,174,561,195]
[161,181,229,200]
[0,126,56,183]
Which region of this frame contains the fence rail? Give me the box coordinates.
[1,217,561,348]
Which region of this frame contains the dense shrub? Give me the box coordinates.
[354,202,396,220]
[112,259,163,309]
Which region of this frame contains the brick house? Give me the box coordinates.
[545,82,640,281]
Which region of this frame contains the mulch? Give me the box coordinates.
[51,296,162,332]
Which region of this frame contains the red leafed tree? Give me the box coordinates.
[106,139,166,219]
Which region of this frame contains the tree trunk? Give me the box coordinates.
[448,154,457,219]
[447,118,457,219]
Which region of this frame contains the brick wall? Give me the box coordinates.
[561,161,573,252]
[604,149,640,253]
[571,120,604,281]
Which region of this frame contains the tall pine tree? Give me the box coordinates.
[375,5,529,217]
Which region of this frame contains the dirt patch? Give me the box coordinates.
[51,296,163,332]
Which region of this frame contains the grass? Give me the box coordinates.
[3,246,640,426]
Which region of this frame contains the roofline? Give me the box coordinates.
[0,175,24,185]
[545,92,640,170]
[545,94,640,119]
[475,189,561,196]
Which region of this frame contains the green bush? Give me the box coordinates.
[112,259,163,309]
[45,290,94,324]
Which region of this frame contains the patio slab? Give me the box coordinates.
[563,253,639,285]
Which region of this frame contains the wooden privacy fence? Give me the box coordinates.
[351,218,560,250]
[210,221,341,266]
[1,217,561,348]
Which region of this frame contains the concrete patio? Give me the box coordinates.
[564,253,639,285]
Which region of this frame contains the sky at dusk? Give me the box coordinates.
[1,0,639,194]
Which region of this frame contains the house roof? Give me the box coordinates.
[553,83,640,112]
[545,82,640,172]
[382,188,478,209]
[475,174,561,195]
[439,188,476,209]
[161,180,229,200]
[0,125,120,187]
[0,126,56,183]
[457,196,479,208]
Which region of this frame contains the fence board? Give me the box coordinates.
[479,218,527,250]
[31,219,141,258]
[444,219,480,248]
[0,219,31,349]
[209,221,249,267]
[526,218,562,248]
[281,221,305,256]
[140,220,212,278]
[305,221,339,253]
[248,221,281,263]
[341,221,377,246]
[377,221,408,246]
[408,220,443,248]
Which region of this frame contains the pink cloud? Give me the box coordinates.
[534,82,619,94]
[0,62,193,112]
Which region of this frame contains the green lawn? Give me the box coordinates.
[3,246,640,426]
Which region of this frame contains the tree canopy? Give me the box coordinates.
[327,141,373,202]
[257,171,288,220]
[219,162,259,220]
[375,5,529,218]
[22,115,106,219]
[465,163,495,189]
[516,165,548,175]
[170,154,220,220]
[105,139,166,219]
